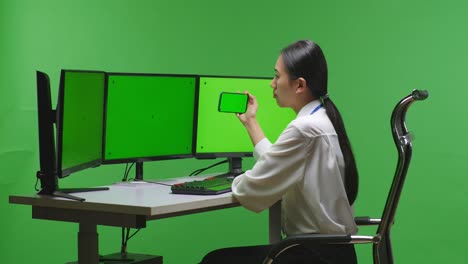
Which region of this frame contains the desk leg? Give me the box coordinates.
[269,201,281,244]
[78,223,99,264]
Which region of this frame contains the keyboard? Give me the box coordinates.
[171,173,241,195]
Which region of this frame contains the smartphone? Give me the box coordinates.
[218,92,248,114]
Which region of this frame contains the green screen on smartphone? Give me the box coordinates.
[196,76,295,157]
[104,74,196,162]
[218,92,248,113]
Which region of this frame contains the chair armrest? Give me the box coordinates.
[279,233,353,244]
[355,216,381,226]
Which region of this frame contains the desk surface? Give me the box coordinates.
[9,176,239,219]
[9,175,281,264]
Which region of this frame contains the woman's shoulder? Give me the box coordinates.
[290,112,335,136]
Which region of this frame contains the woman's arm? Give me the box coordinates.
[232,124,306,212]
[237,92,266,146]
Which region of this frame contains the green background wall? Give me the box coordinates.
[1,0,466,263]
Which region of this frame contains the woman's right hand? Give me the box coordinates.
[237,91,258,127]
[236,91,265,146]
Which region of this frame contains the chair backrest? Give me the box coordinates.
[374,89,429,263]
[263,90,429,264]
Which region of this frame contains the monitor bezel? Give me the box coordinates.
[56,69,106,178]
[101,72,199,165]
[193,75,272,159]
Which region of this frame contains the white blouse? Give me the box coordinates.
[232,100,357,236]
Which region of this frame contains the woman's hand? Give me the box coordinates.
[236,91,265,146]
[237,91,258,127]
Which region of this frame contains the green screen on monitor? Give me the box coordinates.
[56,70,106,178]
[103,73,197,163]
[195,76,295,158]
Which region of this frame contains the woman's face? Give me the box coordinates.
[270,55,296,108]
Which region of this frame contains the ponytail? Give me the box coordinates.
[322,97,358,204]
[282,40,359,205]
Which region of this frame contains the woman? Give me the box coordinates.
[200,40,359,264]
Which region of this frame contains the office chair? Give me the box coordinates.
[263,89,429,264]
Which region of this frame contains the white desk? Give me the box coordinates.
[9,178,281,264]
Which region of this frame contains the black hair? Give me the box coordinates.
[281,40,358,205]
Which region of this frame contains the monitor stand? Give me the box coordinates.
[56,187,110,202]
[134,161,144,181]
[38,190,86,202]
[37,171,110,202]
[228,157,243,175]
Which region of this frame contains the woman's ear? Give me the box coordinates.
[295,77,307,94]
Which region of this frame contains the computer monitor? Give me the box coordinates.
[56,70,106,178]
[195,76,295,172]
[103,73,197,166]
[36,70,108,201]
[36,71,58,194]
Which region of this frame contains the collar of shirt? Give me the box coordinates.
[297,99,323,118]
